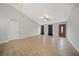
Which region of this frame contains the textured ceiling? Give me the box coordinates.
[9,3,79,25]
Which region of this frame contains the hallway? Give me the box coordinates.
[0,35,79,56]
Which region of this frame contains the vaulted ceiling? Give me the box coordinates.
[9,3,79,25]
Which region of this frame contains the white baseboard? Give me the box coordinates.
[0,40,10,44]
[0,34,39,44]
[68,39,79,52]
[0,38,19,44]
[19,34,39,39]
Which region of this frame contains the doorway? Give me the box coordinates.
[41,25,44,35]
[59,24,66,37]
[48,25,53,36]
[8,20,19,40]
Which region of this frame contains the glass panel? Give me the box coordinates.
[61,26,63,33]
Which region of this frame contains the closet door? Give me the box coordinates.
[8,20,19,40]
[48,25,53,36]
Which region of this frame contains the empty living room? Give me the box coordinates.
[0,2,79,57]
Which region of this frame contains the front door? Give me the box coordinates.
[59,24,66,37]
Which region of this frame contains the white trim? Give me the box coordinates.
[0,40,10,44]
[0,38,19,44]
[0,34,39,44]
[68,39,79,52]
[19,34,40,39]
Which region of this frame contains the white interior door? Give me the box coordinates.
[8,20,19,40]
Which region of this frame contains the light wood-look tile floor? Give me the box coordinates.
[0,35,79,56]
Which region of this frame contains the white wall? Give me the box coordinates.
[44,24,48,36]
[0,4,40,43]
[19,15,40,38]
[8,20,19,40]
[0,16,8,42]
[53,22,67,38]
[43,24,53,36]
[67,6,79,52]
[42,22,67,37]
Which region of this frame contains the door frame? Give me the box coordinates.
[59,24,66,37]
[48,24,53,36]
[8,19,19,40]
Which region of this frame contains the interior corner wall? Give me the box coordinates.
[53,22,67,38]
[67,6,79,52]
[19,16,40,39]
[0,4,40,43]
[44,24,48,36]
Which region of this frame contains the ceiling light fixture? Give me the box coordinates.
[41,14,50,21]
[17,3,23,6]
